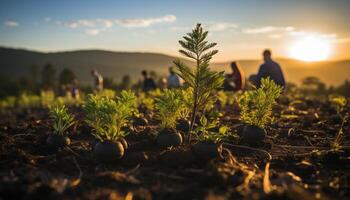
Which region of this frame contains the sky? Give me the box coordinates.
[1,0,350,62]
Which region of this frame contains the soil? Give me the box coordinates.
[0,97,349,200]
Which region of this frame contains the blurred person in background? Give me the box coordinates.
[250,49,285,89]
[223,62,245,91]
[159,77,168,89]
[91,70,104,92]
[167,67,180,88]
[71,79,80,99]
[141,70,157,92]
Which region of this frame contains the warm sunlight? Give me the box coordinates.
[289,35,332,62]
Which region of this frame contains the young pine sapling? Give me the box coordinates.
[83,90,137,161]
[47,104,75,150]
[173,23,224,141]
[239,77,282,145]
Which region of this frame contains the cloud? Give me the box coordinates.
[242,26,295,34]
[169,26,190,31]
[85,29,100,36]
[207,22,238,32]
[44,17,51,22]
[3,20,19,27]
[98,19,113,28]
[170,22,238,32]
[288,30,337,39]
[115,15,176,27]
[268,34,283,39]
[64,19,96,29]
[61,15,176,29]
[52,15,176,36]
[241,25,343,43]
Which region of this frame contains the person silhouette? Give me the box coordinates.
[71,79,80,99]
[250,49,285,88]
[91,70,103,92]
[141,70,157,92]
[223,62,245,91]
[167,67,180,88]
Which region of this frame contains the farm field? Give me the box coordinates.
[1,1,350,200]
[0,90,349,200]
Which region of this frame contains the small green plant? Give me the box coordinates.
[329,95,347,114]
[140,93,155,111]
[217,90,228,107]
[0,96,16,110]
[49,104,75,136]
[329,95,348,150]
[174,23,224,133]
[148,88,163,98]
[41,90,55,107]
[196,115,229,143]
[83,90,137,141]
[97,89,116,98]
[155,89,186,129]
[17,93,41,108]
[178,88,193,119]
[331,114,348,150]
[239,77,282,128]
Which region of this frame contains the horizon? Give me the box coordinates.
[1,0,350,62]
[2,45,350,64]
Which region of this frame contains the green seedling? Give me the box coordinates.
[239,77,282,128]
[83,90,137,141]
[0,96,16,110]
[331,114,348,150]
[155,89,185,129]
[17,93,41,108]
[329,95,347,114]
[178,88,193,119]
[84,90,137,162]
[155,89,186,148]
[217,90,228,107]
[141,95,155,112]
[47,103,75,150]
[329,95,348,150]
[49,104,75,136]
[173,23,224,134]
[196,115,229,143]
[97,89,116,98]
[41,90,55,108]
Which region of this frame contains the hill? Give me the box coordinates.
[0,47,349,86]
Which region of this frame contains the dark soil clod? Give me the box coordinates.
[241,125,267,146]
[156,128,183,149]
[46,134,71,151]
[93,141,125,162]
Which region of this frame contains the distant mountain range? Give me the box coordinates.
[1,46,349,86]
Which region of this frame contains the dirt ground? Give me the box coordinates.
[0,97,349,200]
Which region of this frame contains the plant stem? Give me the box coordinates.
[189,96,197,142]
[189,49,201,143]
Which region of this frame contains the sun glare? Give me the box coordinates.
[289,35,332,62]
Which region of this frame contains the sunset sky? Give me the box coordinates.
[1,0,350,62]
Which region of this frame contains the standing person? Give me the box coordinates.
[159,77,168,89]
[91,70,103,92]
[71,79,80,99]
[223,62,245,91]
[251,49,285,88]
[141,70,157,92]
[167,67,180,88]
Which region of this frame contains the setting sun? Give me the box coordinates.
[289,36,332,62]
